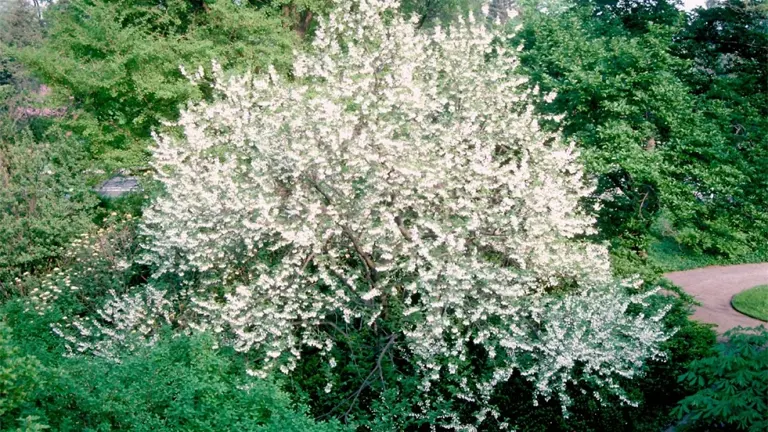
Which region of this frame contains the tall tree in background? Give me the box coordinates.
[516,4,694,263]
[670,0,768,256]
[517,0,768,266]
[14,0,297,170]
[1,0,98,284]
[581,0,684,32]
[0,0,43,89]
[399,0,484,27]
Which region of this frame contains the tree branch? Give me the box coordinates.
[317,333,396,421]
[341,225,378,284]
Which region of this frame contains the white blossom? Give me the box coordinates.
[131,0,669,425]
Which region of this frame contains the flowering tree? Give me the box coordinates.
[137,0,669,426]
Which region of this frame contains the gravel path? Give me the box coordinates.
[664,263,768,333]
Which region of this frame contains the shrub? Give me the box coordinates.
[0,121,97,284]
[0,322,41,427]
[673,327,768,432]
[2,330,347,432]
[131,0,670,427]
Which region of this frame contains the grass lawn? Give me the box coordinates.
[731,285,768,322]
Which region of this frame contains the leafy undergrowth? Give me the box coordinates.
[648,236,768,273]
[673,327,768,432]
[731,285,768,322]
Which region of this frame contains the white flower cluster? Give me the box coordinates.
[137,0,669,421]
[28,215,136,313]
[51,285,178,361]
[25,215,185,360]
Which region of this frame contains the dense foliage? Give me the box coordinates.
[14,0,297,170]
[0,0,764,430]
[0,322,41,426]
[0,116,98,283]
[0,320,347,432]
[516,0,768,267]
[674,327,768,432]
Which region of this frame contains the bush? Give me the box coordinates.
[134,0,671,427]
[673,327,768,432]
[4,330,348,432]
[0,120,97,284]
[0,322,42,428]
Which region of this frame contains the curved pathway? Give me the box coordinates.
[664,263,768,333]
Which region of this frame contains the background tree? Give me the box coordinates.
[14,0,297,171]
[0,2,98,284]
[0,0,43,89]
[670,0,768,257]
[515,5,693,263]
[0,120,97,285]
[516,0,768,269]
[399,0,484,27]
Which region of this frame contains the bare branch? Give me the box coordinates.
[341,225,378,284]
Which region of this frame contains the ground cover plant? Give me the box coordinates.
[674,327,768,432]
